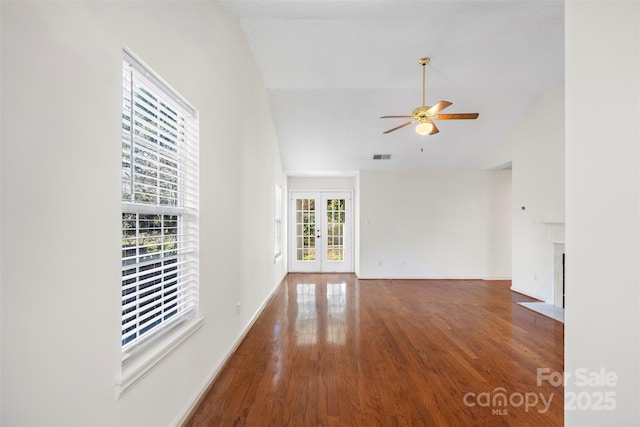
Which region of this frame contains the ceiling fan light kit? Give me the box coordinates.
[381,57,479,136]
[415,120,434,135]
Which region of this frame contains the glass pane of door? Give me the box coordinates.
[325,198,345,262]
[295,197,317,261]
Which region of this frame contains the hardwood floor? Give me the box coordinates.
[184,274,564,426]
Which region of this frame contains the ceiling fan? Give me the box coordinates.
[381,57,479,135]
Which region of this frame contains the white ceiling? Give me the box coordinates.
[217,0,564,173]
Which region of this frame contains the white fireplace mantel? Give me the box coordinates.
[538,220,566,245]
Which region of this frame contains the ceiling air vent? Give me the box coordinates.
[373,154,391,160]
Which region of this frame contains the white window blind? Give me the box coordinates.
[121,50,199,360]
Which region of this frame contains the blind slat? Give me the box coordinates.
[122,285,198,319]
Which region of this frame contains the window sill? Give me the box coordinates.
[114,314,204,399]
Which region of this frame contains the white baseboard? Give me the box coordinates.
[510,286,544,302]
[171,274,286,426]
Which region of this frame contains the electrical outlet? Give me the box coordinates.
[236,303,241,314]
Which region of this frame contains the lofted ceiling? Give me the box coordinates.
[216,0,564,173]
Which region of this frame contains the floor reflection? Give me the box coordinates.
[295,283,317,345]
[293,279,349,346]
[326,282,347,344]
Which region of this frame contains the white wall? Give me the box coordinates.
[0,2,285,425]
[358,170,511,279]
[287,175,356,191]
[240,58,288,329]
[565,1,640,425]
[488,84,565,302]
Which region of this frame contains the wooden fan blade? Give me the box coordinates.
[426,101,453,116]
[434,113,479,120]
[429,122,440,135]
[383,121,413,134]
[380,115,413,119]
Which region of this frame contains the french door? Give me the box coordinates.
[289,191,352,273]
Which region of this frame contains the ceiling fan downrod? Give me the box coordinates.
[419,57,430,107]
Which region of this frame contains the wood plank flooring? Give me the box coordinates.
[184,274,564,426]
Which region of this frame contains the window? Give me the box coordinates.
[121,50,199,361]
[274,184,282,260]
